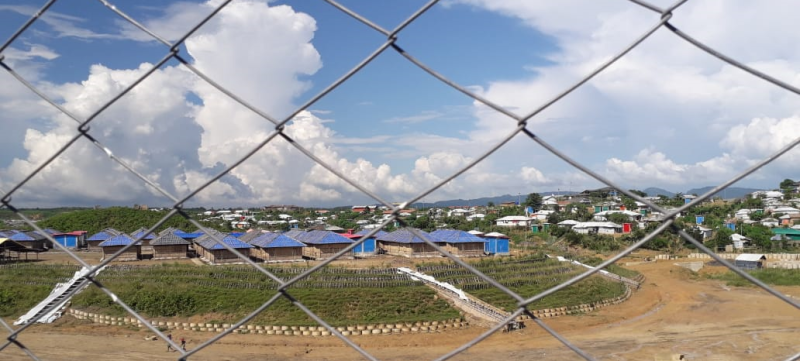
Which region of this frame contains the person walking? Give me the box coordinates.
[180,337,186,351]
[166,333,173,352]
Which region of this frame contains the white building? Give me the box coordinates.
[557,220,579,228]
[734,209,752,220]
[730,233,749,249]
[530,210,555,221]
[772,206,800,215]
[760,218,779,228]
[496,216,531,227]
[751,190,784,200]
[592,210,641,222]
[696,226,713,239]
[466,213,486,221]
[572,222,622,235]
[447,209,471,217]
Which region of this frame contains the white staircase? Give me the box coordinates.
[14,266,104,325]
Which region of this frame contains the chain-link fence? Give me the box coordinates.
[2,0,800,360]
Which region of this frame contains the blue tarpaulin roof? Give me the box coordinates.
[430,230,487,244]
[98,234,141,247]
[87,229,121,241]
[9,232,35,242]
[283,230,306,240]
[130,227,156,240]
[377,229,444,244]
[0,230,21,238]
[175,231,204,239]
[288,230,352,245]
[250,233,306,248]
[355,229,388,238]
[196,234,253,250]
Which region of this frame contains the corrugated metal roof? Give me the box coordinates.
[430,229,486,244]
[237,230,269,243]
[98,234,141,247]
[483,232,509,239]
[25,231,48,240]
[735,253,766,262]
[150,233,190,246]
[196,234,253,250]
[377,229,444,244]
[250,233,305,248]
[158,227,181,236]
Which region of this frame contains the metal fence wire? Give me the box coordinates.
[2,0,800,360]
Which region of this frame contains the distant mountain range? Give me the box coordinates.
[683,186,762,199]
[642,186,761,199]
[410,191,574,208]
[406,186,764,208]
[642,187,674,197]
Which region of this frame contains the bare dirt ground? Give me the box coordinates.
[5,255,800,360]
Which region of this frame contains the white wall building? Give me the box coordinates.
[571,222,622,235]
[496,216,531,227]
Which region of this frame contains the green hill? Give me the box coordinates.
[37,207,225,235]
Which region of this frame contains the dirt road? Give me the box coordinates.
[4,260,800,360]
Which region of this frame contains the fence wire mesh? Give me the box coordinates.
[1,0,800,360]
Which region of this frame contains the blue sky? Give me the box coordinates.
[1,0,799,207]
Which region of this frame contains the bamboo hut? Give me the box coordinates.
[150,232,191,260]
[86,228,121,251]
[287,230,352,260]
[430,229,487,257]
[194,233,252,264]
[249,233,305,262]
[98,234,141,261]
[376,228,446,257]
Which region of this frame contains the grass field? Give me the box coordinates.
[578,256,642,279]
[706,267,800,287]
[0,263,458,326]
[417,256,628,311]
[0,264,80,317]
[1,258,632,326]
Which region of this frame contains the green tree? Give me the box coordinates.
[524,193,543,210]
[411,216,434,232]
[607,213,630,224]
[742,224,773,250]
[780,178,795,191]
[565,203,593,222]
[546,212,563,225]
[629,189,647,198]
[621,196,636,211]
[707,227,733,251]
